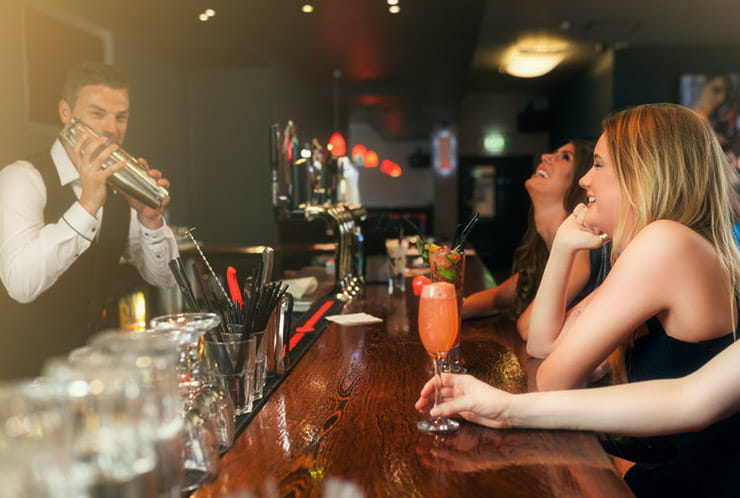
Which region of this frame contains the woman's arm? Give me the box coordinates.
[461,273,519,320]
[526,207,604,358]
[535,222,711,391]
[416,340,740,436]
[523,248,591,352]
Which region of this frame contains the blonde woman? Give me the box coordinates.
[528,103,739,387]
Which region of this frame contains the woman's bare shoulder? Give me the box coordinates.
[628,220,711,257]
[619,220,717,278]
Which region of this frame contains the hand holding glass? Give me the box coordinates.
[417,282,460,433]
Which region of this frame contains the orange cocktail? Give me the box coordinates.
[418,283,458,355]
[417,281,460,433]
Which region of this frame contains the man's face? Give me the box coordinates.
[59,84,129,145]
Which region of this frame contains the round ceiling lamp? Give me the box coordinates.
[502,37,569,78]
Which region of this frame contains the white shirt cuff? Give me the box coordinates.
[139,222,168,245]
[63,202,99,243]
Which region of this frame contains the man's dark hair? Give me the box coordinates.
[61,62,130,107]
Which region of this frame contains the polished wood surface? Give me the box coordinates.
[193,257,632,497]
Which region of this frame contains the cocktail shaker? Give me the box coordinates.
[59,118,169,209]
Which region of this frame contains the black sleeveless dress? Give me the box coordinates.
[603,316,740,498]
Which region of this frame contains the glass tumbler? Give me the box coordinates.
[0,380,79,498]
[43,352,159,498]
[90,330,185,498]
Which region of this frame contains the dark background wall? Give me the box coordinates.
[4,1,740,258]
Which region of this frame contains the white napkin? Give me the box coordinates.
[284,276,319,298]
[325,313,383,326]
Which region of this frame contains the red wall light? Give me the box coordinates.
[381,159,401,176]
[327,132,347,157]
[351,144,366,165]
[364,150,379,168]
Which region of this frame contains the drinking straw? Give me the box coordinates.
[168,259,199,311]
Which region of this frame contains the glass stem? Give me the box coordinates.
[432,355,442,419]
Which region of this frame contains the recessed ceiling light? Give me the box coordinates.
[389,5,400,14]
[198,13,208,21]
[205,9,215,17]
[302,4,314,13]
[387,0,399,5]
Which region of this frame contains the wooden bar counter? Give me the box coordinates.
[193,255,633,497]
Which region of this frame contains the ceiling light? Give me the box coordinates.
[198,13,209,21]
[389,5,400,14]
[302,4,314,13]
[502,38,569,78]
[387,0,399,5]
[205,9,215,17]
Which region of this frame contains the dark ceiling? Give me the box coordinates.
[45,0,740,141]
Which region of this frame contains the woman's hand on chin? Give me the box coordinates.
[554,203,608,252]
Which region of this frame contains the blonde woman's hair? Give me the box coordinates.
[603,102,740,321]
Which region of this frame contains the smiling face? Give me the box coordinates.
[578,134,628,239]
[58,84,130,145]
[525,143,576,204]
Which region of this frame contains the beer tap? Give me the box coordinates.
[270,121,367,299]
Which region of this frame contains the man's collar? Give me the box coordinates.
[50,138,80,186]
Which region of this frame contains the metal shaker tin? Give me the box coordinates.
[59,118,169,209]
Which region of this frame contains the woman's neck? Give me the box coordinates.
[533,200,568,249]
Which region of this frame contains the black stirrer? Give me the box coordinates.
[168,259,198,312]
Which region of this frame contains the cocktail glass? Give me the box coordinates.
[417,281,461,433]
[429,248,466,373]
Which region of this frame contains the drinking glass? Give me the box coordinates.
[429,247,467,373]
[149,313,233,491]
[252,328,268,400]
[417,281,460,433]
[43,353,159,497]
[0,380,78,497]
[204,333,252,415]
[385,238,409,293]
[149,313,235,452]
[89,330,185,498]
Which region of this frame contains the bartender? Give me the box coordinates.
[0,62,178,379]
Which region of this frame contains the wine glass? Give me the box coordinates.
[149,313,233,491]
[149,313,235,451]
[417,281,461,433]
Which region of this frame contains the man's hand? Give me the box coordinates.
[119,157,171,229]
[72,135,126,217]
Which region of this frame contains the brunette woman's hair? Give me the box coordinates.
[511,139,594,315]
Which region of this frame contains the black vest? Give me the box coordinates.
[0,150,130,379]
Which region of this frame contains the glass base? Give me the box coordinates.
[417,416,460,433]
